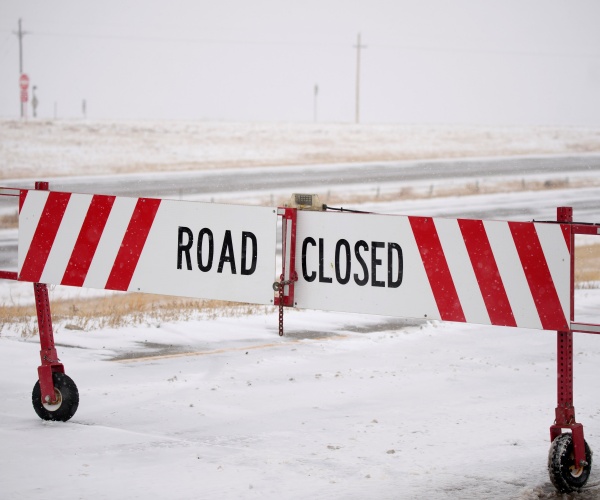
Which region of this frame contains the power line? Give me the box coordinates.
[1,27,598,59]
[17,29,349,48]
[369,42,600,60]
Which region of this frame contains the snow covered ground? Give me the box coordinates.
[3,289,600,499]
[2,119,600,180]
[1,120,600,499]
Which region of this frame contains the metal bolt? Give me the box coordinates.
[44,395,50,403]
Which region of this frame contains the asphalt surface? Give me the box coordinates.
[2,153,600,199]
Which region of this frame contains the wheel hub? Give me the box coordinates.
[41,388,62,411]
[569,464,584,478]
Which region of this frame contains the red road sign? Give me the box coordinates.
[20,89,28,103]
[19,73,29,90]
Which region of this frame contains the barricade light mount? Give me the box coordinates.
[287,193,325,211]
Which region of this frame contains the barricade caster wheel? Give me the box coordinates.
[32,372,79,422]
[548,433,592,493]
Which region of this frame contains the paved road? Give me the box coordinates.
[1,153,600,199]
[1,154,599,270]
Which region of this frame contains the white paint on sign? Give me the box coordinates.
[293,210,439,319]
[133,200,278,304]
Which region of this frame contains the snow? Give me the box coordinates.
[1,121,600,498]
[3,303,600,499]
[2,119,600,180]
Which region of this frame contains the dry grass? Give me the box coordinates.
[0,293,274,337]
[0,211,18,230]
[575,244,600,288]
[0,302,38,337]
[261,176,598,211]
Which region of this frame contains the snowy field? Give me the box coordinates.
[2,120,600,180]
[1,120,600,499]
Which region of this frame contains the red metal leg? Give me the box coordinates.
[550,330,586,466]
[33,279,64,405]
[31,180,63,404]
[550,207,587,467]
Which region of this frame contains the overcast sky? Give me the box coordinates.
[1,1,599,126]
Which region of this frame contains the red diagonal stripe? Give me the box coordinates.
[458,219,516,327]
[105,197,161,291]
[19,189,27,213]
[409,216,465,322]
[61,195,116,287]
[509,222,568,330]
[19,192,71,283]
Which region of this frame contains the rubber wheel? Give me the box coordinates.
[32,372,79,422]
[548,433,593,493]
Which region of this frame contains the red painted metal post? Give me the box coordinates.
[34,282,64,404]
[550,206,587,466]
[281,207,297,307]
[0,271,18,280]
[274,207,298,336]
[33,181,64,404]
[274,207,298,307]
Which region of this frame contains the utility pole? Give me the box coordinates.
[32,86,38,118]
[13,18,28,118]
[313,84,318,122]
[354,32,366,124]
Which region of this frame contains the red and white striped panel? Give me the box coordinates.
[18,190,278,305]
[293,210,571,331]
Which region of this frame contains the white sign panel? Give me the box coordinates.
[293,210,439,319]
[133,200,278,304]
[18,190,278,305]
[292,210,570,331]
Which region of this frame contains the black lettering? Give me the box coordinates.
[302,237,317,282]
[300,238,403,289]
[353,240,369,286]
[197,228,214,272]
[241,231,257,275]
[318,238,332,283]
[217,230,236,274]
[388,243,403,288]
[371,241,385,287]
[177,226,193,270]
[334,239,351,285]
